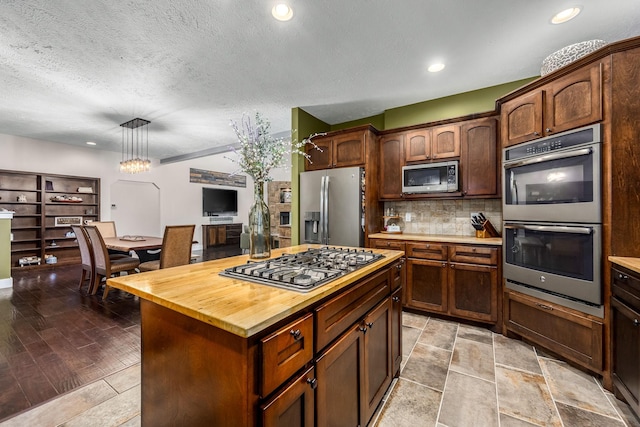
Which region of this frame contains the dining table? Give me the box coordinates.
[103,236,163,262]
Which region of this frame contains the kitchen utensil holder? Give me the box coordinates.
[477,219,500,238]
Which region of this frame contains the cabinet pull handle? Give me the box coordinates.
[392,296,400,302]
[366,322,374,329]
[619,273,629,281]
[536,303,553,311]
[290,329,302,341]
[634,319,640,327]
[306,377,318,390]
[396,264,403,270]
[442,262,447,267]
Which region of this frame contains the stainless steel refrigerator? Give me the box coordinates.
[299,166,364,247]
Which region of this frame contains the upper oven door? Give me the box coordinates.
[503,134,601,223]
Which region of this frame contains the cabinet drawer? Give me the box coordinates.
[316,268,390,351]
[261,313,314,397]
[505,290,603,372]
[406,242,447,260]
[370,239,405,252]
[449,245,498,265]
[612,267,640,313]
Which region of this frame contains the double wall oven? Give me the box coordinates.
[502,124,603,317]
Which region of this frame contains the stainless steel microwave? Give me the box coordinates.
[402,161,458,194]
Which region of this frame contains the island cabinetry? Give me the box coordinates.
[0,169,100,268]
[504,289,603,372]
[262,366,315,427]
[378,132,405,199]
[304,127,376,171]
[611,264,640,417]
[501,62,603,147]
[460,117,498,198]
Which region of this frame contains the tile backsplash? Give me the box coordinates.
[384,199,502,236]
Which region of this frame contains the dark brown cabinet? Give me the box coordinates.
[404,129,431,162]
[431,124,460,159]
[501,62,602,147]
[304,129,368,171]
[406,257,448,313]
[202,223,242,247]
[379,132,405,199]
[262,367,316,427]
[449,262,498,323]
[0,169,100,268]
[460,117,498,197]
[611,265,640,417]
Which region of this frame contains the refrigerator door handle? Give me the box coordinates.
[319,175,326,244]
[324,176,330,244]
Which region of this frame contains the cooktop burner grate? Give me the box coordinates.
[219,247,384,292]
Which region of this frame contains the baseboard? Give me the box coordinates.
[0,277,13,289]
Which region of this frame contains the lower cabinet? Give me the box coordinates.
[611,265,640,417]
[316,298,392,427]
[262,367,316,427]
[504,290,603,372]
[203,223,242,247]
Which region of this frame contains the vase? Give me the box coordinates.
[249,180,271,259]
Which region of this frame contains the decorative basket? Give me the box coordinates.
[540,39,607,76]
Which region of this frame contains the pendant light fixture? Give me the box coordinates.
[119,118,151,173]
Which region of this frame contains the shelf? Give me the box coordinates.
[46,245,79,250]
[0,188,40,193]
[11,226,41,230]
[0,201,41,205]
[11,238,40,243]
[11,214,41,217]
[11,248,40,253]
[46,191,97,195]
[45,236,77,241]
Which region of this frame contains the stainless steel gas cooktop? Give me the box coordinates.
[219,247,384,292]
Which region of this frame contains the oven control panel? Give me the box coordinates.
[504,124,601,161]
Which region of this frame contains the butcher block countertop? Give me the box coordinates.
[368,232,502,246]
[609,256,640,275]
[107,245,404,338]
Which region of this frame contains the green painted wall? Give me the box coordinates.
[0,218,10,281]
[290,108,330,245]
[331,114,384,132]
[383,78,537,129]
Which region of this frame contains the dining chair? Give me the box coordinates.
[139,225,195,271]
[84,225,141,300]
[91,221,117,238]
[72,225,95,293]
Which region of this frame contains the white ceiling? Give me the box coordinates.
[1,1,639,160]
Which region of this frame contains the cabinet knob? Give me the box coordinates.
[392,296,400,302]
[619,273,629,281]
[634,319,640,327]
[365,322,374,329]
[396,263,403,270]
[306,377,318,390]
[359,326,368,333]
[290,329,302,341]
[546,128,553,133]
[441,262,446,268]
[533,131,540,136]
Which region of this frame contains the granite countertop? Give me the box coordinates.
[368,232,502,246]
[609,256,640,275]
[107,245,404,338]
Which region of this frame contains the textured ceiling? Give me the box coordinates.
[1,1,639,160]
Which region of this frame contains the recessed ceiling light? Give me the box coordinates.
[272,3,293,21]
[86,141,96,146]
[551,7,581,24]
[428,63,445,73]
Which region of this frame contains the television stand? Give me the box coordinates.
[202,223,242,248]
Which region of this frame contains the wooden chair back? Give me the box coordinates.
[159,225,196,269]
[85,225,110,274]
[72,225,92,270]
[92,221,117,238]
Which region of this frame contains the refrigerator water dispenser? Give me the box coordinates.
[304,211,320,243]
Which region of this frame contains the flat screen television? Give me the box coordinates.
[203,188,238,216]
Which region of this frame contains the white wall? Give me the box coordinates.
[0,133,291,249]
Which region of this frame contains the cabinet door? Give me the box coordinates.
[362,298,393,425]
[305,136,332,171]
[391,287,403,375]
[406,258,448,313]
[379,133,405,199]
[316,324,364,427]
[544,62,602,135]
[333,132,365,168]
[216,226,226,245]
[500,91,544,147]
[448,263,498,323]
[431,124,460,159]
[405,129,432,162]
[262,367,316,427]
[611,297,640,412]
[460,118,498,197]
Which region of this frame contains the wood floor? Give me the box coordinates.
[0,244,241,422]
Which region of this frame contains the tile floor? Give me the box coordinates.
[3,310,639,426]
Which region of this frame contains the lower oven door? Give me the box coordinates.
[503,222,602,306]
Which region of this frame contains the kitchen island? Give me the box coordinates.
[107,245,404,427]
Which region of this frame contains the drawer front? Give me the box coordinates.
[370,239,406,252]
[449,245,498,265]
[391,259,405,292]
[261,313,314,397]
[612,267,640,313]
[505,291,603,371]
[406,242,447,260]
[316,268,390,351]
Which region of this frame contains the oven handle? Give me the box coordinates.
[504,224,594,235]
[504,147,592,169]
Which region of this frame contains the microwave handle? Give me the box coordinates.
[504,147,592,169]
[504,224,593,235]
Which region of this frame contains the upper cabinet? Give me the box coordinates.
[460,117,498,197]
[404,125,460,163]
[304,129,367,171]
[379,132,405,199]
[501,62,603,147]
